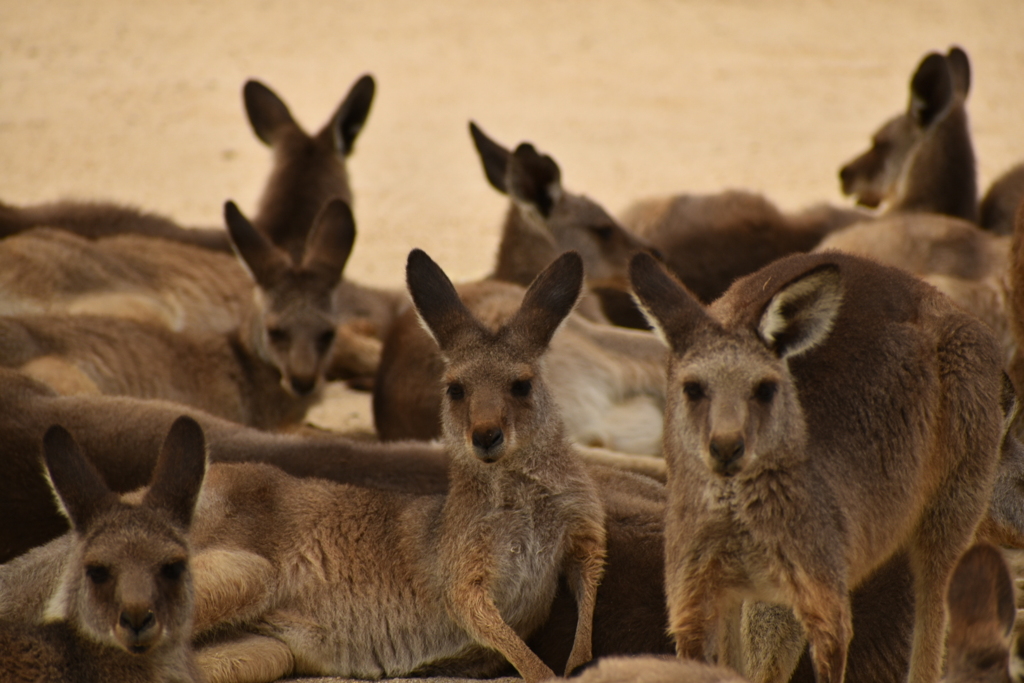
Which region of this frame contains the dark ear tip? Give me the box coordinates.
[43,424,73,451]
[629,251,660,278]
[406,248,432,273]
[513,142,538,158]
[356,73,375,89]
[169,415,204,443]
[223,200,241,220]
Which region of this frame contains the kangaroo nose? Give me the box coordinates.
[119,608,155,636]
[472,427,504,458]
[709,435,745,475]
[290,376,316,396]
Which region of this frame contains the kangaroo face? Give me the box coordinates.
[72,510,192,655]
[839,114,921,209]
[544,193,655,289]
[667,336,797,478]
[256,277,338,397]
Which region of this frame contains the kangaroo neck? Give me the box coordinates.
[491,205,560,287]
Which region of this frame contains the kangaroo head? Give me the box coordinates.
[42,416,206,657]
[470,121,654,289]
[943,543,1015,683]
[226,199,354,396]
[407,248,582,464]
[244,75,375,261]
[839,47,969,211]
[630,253,842,477]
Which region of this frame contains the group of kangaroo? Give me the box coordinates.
[1,43,1024,683]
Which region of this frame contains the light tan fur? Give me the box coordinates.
[177,251,606,683]
[630,250,1004,683]
[0,417,207,683]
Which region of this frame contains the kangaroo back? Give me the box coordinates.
[0,417,207,682]
[839,46,977,221]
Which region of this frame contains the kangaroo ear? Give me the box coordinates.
[505,251,583,354]
[629,252,712,352]
[945,543,1015,676]
[300,199,356,282]
[469,121,511,194]
[909,52,954,128]
[224,200,291,287]
[244,80,297,146]
[758,264,842,359]
[406,249,486,353]
[143,416,207,530]
[326,74,375,156]
[42,425,118,532]
[946,46,971,99]
[507,143,563,218]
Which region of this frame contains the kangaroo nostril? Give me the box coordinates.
[120,609,155,634]
[472,428,504,453]
[290,376,316,396]
[709,437,745,468]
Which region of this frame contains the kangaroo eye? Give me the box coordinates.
[683,382,705,401]
[268,328,289,345]
[316,329,336,353]
[754,381,777,403]
[447,383,465,401]
[511,379,532,398]
[590,225,614,242]
[85,565,110,585]
[161,561,186,582]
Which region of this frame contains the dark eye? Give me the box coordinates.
[511,379,532,398]
[316,329,336,353]
[590,225,614,242]
[683,382,705,401]
[268,328,289,345]
[85,565,110,585]
[447,383,465,401]
[754,381,777,403]
[161,561,186,582]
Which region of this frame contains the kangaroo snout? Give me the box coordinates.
[117,606,158,652]
[472,426,505,461]
[289,375,317,396]
[708,434,745,476]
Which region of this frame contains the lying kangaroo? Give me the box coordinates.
[179,250,605,682]
[839,46,976,222]
[0,199,360,428]
[469,121,656,325]
[0,74,375,255]
[0,417,207,683]
[630,250,1003,683]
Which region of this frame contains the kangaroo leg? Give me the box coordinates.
[562,523,606,674]
[190,548,277,635]
[741,602,807,683]
[666,554,721,662]
[195,631,294,683]
[448,580,555,683]
[790,578,851,683]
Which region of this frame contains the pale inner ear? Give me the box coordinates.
[630,292,672,348]
[758,268,843,359]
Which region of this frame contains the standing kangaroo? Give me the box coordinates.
[0,199,359,428]
[0,417,207,683]
[630,250,1003,683]
[0,74,375,255]
[178,250,606,683]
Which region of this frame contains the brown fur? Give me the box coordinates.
[839,47,977,222]
[0,417,207,683]
[619,190,867,304]
[630,250,1004,683]
[374,276,667,453]
[0,200,366,428]
[470,121,656,325]
[178,251,605,683]
[981,164,1024,237]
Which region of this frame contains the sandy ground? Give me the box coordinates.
[3,0,1024,433]
[1,3,1024,677]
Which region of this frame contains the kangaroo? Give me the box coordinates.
[0,199,360,429]
[373,276,668,453]
[0,417,207,683]
[839,46,976,222]
[0,74,375,256]
[981,164,1024,236]
[629,250,1004,683]
[169,250,606,683]
[469,121,657,325]
[618,190,867,304]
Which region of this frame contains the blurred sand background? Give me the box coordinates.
[2,0,1024,433]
